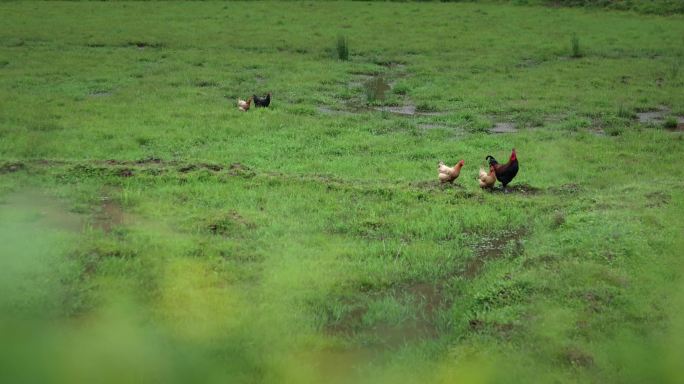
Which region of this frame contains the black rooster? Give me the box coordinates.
[486,148,519,191]
[252,92,271,108]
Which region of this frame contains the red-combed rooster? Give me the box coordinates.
[486,148,518,191]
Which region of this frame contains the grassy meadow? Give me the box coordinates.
[1,2,683,383]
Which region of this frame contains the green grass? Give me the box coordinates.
[1,2,683,384]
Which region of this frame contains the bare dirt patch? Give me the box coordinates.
[206,210,255,236]
[669,122,684,132]
[468,318,517,339]
[490,122,518,134]
[178,163,223,173]
[227,162,256,178]
[126,41,164,49]
[547,183,582,195]
[488,183,542,195]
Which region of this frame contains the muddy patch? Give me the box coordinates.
[589,127,606,136]
[117,168,134,177]
[636,109,667,124]
[206,210,255,236]
[547,183,582,195]
[341,66,447,117]
[408,180,478,200]
[88,90,112,98]
[324,281,447,348]
[645,191,671,208]
[463,228,526,278]
[490,122,518,134]
[1,190,83,233]
[178,163,223,173]
[468,318,517,339]
[374,103,447,117]
[561,346,594,368]
[489,183,542,195]
[126,41,164,49]
[635,107,684,128]
[364,76,391,101]
[135,157,163,165]
[376,104,416,116]
[93,193,125,233]
[418,123,449,130]
[669,121,684,132]
[193,80,219,88]
[409,180,464,190]
[0,162,25,174]
[317,106,356,116]
[227,162,256,178]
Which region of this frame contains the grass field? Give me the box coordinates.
[1,2,683,383]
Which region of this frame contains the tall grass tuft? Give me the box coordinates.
[571,34,582,58]
[336,35,349,61]
[669,56,681,80]
[616,104,634,119]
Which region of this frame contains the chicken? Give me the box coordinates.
[253,92,271,108]
[237,96,252,112]
[437,160,465,183]
[486,148,519,190]
[478,165,496,189]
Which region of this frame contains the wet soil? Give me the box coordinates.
[0,162,25,173]
[93,195,124,233]
[0,190,84,233]
[490,122,518,134]
[463,228,527,278]
[325,282,445,348]
[635,107,684,128]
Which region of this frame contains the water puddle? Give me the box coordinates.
[324,281,446,349]
[364,76,391,101]
[463,228,526,278]
[636,109,667,124]
[0,190,84,233]
[93,195,125,233]
[635,107,684,128]
[317,106,356,116]
[0,190,84,312]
